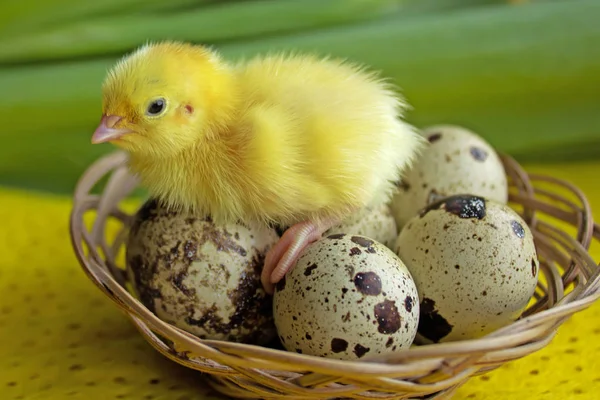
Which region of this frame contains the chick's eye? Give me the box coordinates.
[146,98,166,116]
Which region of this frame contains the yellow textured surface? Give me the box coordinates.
[0,162,599,400]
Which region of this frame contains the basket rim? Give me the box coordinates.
[67,150,600,396]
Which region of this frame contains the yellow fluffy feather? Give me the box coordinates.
[96,41,422,226]
[93,40,424,291]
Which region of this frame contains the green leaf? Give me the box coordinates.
[0,0,218,35]
[0,0,403,65]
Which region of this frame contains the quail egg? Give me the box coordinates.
[273,234,419,360]
[395,194,539,343]
[390,124,508,229]
[324,203,398,249]
[126,198,279,345]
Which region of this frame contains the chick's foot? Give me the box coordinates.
[261,218,338,294]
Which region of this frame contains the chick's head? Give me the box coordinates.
[92,41,235,157]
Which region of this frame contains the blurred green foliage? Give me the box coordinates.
[0,0,599,194]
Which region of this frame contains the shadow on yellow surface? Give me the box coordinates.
[0,161,598,400]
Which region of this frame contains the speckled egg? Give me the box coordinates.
[324,203,398,249]
[394,194,539,344]
[125,198,279,345]
[390,124,508,229]
[273,234,419,360]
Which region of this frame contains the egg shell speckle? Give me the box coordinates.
[395,195,539,344]
[273,234,419,360]
[125,199,279,345]
[390,124,508,229]
[325,203,398,249]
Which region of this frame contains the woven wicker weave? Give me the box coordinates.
[69,150,600,399]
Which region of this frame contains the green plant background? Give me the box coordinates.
[1,0,599,195]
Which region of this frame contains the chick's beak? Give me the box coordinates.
[91,115,133,144]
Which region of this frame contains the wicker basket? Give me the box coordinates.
[69,150,600,399]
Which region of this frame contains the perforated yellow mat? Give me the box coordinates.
[1,162,599,400]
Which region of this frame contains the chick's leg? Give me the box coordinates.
[262,217,339,295]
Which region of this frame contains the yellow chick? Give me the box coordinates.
[92,41,423,294]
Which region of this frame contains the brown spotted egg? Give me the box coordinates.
[394,195,539,344]
[390,124,508,229]
[324,203,398,249]
[273,234,419,360]
[125,198,279,345]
